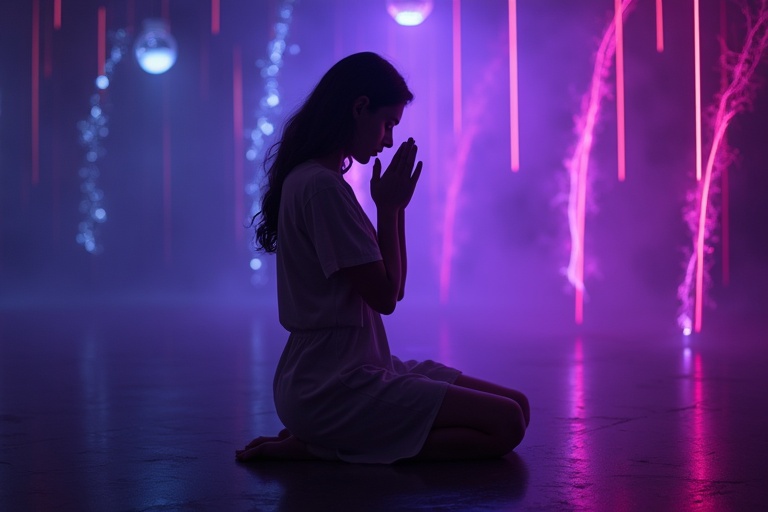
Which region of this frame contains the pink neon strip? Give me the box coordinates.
[32,0,40,186]
[43,15,53,78]
[694,0,702,181]
[509,0,520,171]
[212,0,220,35]
[655,0,664,52]
[721,167,729,286]
[97,7,105,75]
[615,0,626,182]
[452,0,462,135]
[719,0,729,287]
[54,0,61,29]
[233,47,244,244]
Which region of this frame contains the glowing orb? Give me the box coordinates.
[134,20,178,75]
[386,0,433,26]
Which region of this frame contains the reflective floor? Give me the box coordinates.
[1,302,767,511]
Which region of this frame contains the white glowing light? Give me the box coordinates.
[94,208,107,221]
[683,326,692,336]
[250,258,263,271]
[266,94,280,107]
[96,75,109,89]
[386,0,433,26]
[260,121,274,136]
[134,20,178,75]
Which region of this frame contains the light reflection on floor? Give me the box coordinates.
[1,304,766,511]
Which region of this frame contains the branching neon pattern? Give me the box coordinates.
[678,0,768,334]
[438,56,503,303]
[564,0,635,324]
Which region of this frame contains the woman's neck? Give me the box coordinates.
[314,151,345,173]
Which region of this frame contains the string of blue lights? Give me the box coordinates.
[76,29,129,254]
[245,0,297,285]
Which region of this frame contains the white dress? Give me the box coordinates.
[273,161,460,464]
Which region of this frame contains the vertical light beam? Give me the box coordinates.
[615,0,626,182]
[212,0,220,35]
[694,0,703,181]
[678,2,768,334]
[97,6,106,76]
[452,0,462,136]
[31,0,40,187]
[233,46,244,244]
[54,0,62,29]
[656,0,664,52]
[565,0,635,324]
[508,0,520,171]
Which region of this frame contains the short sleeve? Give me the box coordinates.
[303,182,382,278]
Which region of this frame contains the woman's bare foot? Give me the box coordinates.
[240,428,290,451]
[235,431,318,462]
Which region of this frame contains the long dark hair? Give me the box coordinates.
[251,52,414,253]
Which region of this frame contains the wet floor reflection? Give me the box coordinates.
[243,455,529,512]
[565,336,594,509]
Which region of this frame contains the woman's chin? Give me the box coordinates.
[352,155,371,165]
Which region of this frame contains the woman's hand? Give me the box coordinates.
[370,138,423,210]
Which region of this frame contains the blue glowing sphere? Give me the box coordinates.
[386,0,433,26]
[134,20,177,75]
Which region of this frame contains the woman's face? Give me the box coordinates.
[349,99,405,165]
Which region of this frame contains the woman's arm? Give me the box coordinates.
[340,139,420,314]
[339,206,401,315]
[397,208,407,301]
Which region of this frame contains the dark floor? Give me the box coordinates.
[1,302,767,511]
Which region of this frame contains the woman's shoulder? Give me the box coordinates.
[285,161,344,196]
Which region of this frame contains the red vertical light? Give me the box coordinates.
[452,0,462,136]
[693,0,703,181]
[211,0,220,35]
[656,0,664,52]
[615,0,626,182]
[508,0,520,171]
[54,0,62,29]
[720,0,730,286]
[32,0,40,187]
[233,46,244,245]
[97,6,106,75]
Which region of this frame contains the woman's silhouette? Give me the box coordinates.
[237,52,529,463]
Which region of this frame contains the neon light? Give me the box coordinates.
[98,7,105,76]
[508,0,520,171]
[694,0,702,181]
[439,57,502,302]
[32,0,40,187]
[615,0,626,182]
[656,0,664,52]
[54,0,61,29]
[720,0,730,287]
[565,0,635,324]
[233,46,244,244]
[212,0,220,35]
[452,0,462,136]
[678,2,768,333]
